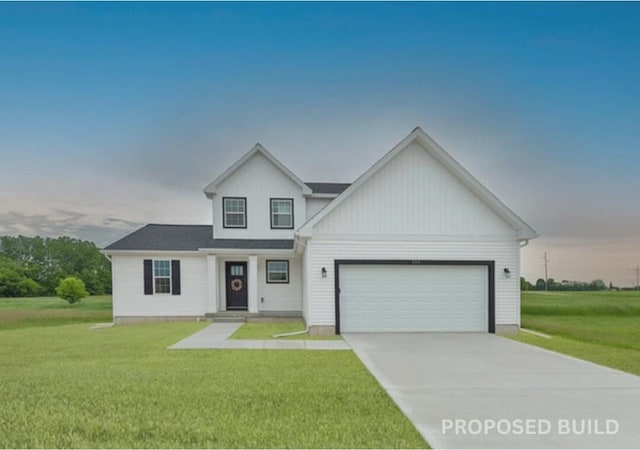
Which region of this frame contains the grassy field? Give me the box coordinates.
[0,295,112,329]
[0,299,427,448]
[513,291,640,376]
[230,322,341,340]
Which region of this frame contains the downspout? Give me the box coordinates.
[272,326,309,338]
[272,234,310,338]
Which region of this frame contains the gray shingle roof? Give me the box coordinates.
[209,239,294,249]
[104,224,294,251]
[305,182,351,195]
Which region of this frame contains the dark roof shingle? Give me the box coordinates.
[104,224,293,251]
[305,182,351,195]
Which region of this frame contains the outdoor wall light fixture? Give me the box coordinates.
[321,267,327,278]
[504,268,511,278]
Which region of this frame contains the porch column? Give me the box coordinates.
[248,255,258,313]
[206,255,218,313]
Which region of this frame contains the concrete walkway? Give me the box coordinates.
[344,333,640,449]
[168,322,242,349]
[168,323,350,350]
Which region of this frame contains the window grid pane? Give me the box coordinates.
[154,277,171,294]
[267,261,288,283]
[224,198,246,227]
[273,214,292,227]
[225,199,245,213]
[269,272,287,282]
[154,260,170,277]
[226,213,245,227]
[272,200,291,213]
[271,199,293,228]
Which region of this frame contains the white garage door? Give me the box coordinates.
[339,264,488,332]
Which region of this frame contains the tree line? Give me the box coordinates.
[520,277,608,291]
[0,235,111,297]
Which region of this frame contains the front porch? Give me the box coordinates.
[203,253,303,315]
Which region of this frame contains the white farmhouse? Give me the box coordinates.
[104,127,537,335]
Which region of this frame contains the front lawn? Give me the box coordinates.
[0,295,112,330]
[230,321,341,340]
[0,322,428,448]
[512,291,640,376]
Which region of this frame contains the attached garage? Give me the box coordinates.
[335,260,495,333]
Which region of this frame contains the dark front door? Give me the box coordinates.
[226,261,248,310]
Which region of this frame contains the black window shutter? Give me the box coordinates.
[171,260,181,295]
[143,260,153,295]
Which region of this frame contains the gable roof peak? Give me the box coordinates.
[298,126,537,240]
[203,142,311,197]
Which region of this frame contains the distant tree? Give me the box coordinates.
[547,278,557,290]
[17,278,43,297]
[0,235,111,297]
[55,277,89,304]
[535,278,546,290]
[590,279,607,291]
[0,257,43,297]
[520,277,532,291]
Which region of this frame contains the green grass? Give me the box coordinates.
[512,291,640,376]
[0,320,427,448]
[230,322,342,340]
[0,295,112,330]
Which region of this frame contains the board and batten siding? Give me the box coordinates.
[305,138,523,329]
[305,197,332,221]
[112,254,209,317]
[211,152,306,239]
[305,240,520,328]
[313,141,516,237]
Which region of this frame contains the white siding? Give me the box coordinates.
[258,257,302,311]
[212,152,306,239]
[313,141,515,238]
[305,197,332,221]
[112,254,209,317]
[305,239,520,327]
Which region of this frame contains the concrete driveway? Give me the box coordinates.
[343,333,640,449]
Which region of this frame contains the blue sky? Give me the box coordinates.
[1,2,639,286]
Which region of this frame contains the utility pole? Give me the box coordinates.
[636,266,639,290]
[543,252,549,291]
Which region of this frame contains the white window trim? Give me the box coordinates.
[223,197,247,228]
[270,198,293,229]
[153,260,172,295]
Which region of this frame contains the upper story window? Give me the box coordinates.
[153,260,171,294]
[270,198,293,229]
[223,197,247,228]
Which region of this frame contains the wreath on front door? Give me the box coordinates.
[230,279,243,291]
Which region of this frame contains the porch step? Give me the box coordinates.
[205,311,302,319]
[206,311,303,324]
[213,316,247,323]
